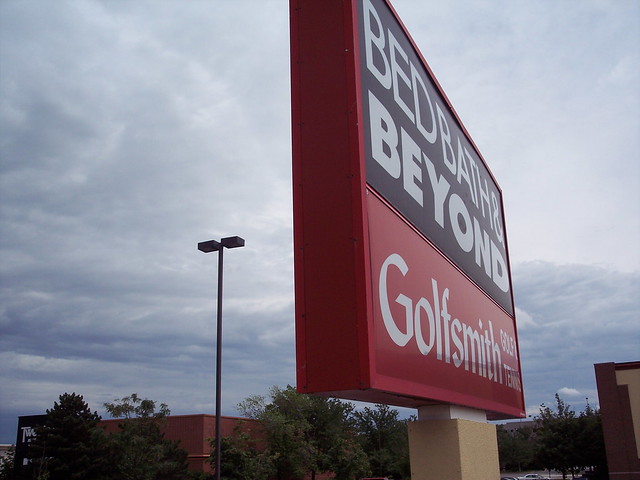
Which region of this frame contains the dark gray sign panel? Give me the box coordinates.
[358,0,514,315]
[15,415,47,468]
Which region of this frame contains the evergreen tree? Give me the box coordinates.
[28,392,111,480]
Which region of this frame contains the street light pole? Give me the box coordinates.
[198,236,245,480]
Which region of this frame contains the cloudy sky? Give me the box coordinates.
[1,0,638,443]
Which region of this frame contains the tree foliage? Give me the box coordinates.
[574,402,607,477]
[236,386,371,480]
[497,394,607,479]
[214,425,274,480]
[535,394,580,477]
[13,392,191,480]
[497,424,535,472]
[26,392,111,480]
[533,395,607,479]
[104,393,171,420]
[103,393,190,480]
[353,404,410,479]
[0,446,16,480]
[19,389,608,480]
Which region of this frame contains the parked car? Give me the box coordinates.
[519,475,550,480]
[501,477,518,480]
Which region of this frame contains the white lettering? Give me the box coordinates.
[491,240,509,293]
[414,297,436,355]
[490,321,502,383]
[449,194,473,253]
[473,217,491,277]
[362,0,512,303]
[401,128,423,206]
[436,103,456,175]
[456,138,475,204]
[424,154,450,228]
[389,31,414,122]
[379,253,413,346]
[478,174,492,222]
[466,150,480,207]
[440,287,451,364]
[411,63,438,144]
[363,0,391,89]
[463,323,481,373]
[491,191,504,244]
[378,253,520,391]
[451,318,464,368]
[369,91,400,178]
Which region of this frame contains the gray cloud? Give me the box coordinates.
[513,261,639,415]
[1,0,638,442]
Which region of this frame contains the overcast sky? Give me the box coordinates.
[1,0,638,443]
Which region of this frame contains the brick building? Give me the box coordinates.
[100,414,262,473]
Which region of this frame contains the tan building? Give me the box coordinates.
[595,361,640,480]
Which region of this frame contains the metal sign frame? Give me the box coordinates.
[291,0,524,419]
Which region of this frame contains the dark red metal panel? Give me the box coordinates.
[291,0,370,393]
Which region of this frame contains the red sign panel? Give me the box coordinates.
[291,0,524,419]
[368,192,523,417]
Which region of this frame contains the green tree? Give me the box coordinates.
[238,387,317,480]
[326,436,371,480]
[210,425,274,480]
[497,424,535,472]
[104,393,190,480]
[27,392,111,480]
[0,445,15,480]
[237,386,370,480]
[353,404,410,479]
[534,394,582,479]
[574,401,607,479]
[104,393,171,419]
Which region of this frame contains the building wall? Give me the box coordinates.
[499,419,535,434]
[0,444,11,460]
[595,361,640,480]
[100,414,263,473]
[615,367,640,458]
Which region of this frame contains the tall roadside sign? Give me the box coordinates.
[291,0,525,419]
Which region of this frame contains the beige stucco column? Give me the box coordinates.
[408,405,500,480]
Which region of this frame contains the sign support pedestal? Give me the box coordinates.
[408,406,500,480]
